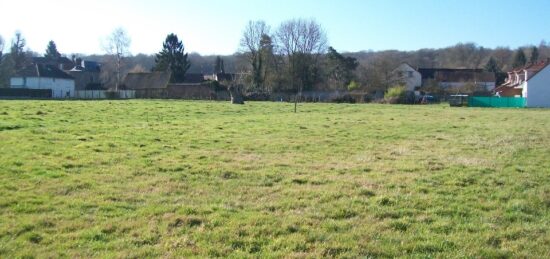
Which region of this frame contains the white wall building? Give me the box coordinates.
[391,63,422,92]
[522,62,550,108]
[10,64,75,98]
[494,59,550,107]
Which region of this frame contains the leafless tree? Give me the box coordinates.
[103,27,131,91]
[275,18,327,112]
[240,20,270,91]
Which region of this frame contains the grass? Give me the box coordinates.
[0,100,549,258]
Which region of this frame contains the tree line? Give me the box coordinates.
[1,23,549,92]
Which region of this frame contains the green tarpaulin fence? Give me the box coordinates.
[468,97,525,108]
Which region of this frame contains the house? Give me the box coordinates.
[391,63,422,92]
[418,68,496,92]
[32,57,75,70]
[123,71,226,99]
[67,59,102,90]
[392,63,496,94]
[494,59,550,107]
[10,63,75,98]
[122,71,172,98]
[183,73,206,84]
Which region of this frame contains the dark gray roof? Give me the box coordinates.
[418,68,495,82]
[32,57,74,70]
[183,73,205,84]
[123,71,172,89]
[14,64,74,79]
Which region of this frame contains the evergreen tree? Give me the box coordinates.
[530,46,539,63]
[153,33,190,83]
[512,48,527,68]
[484,57,500,73]
[214,56,225,74]
[484,56,506,85]
[0,54,15,88]
[44,40,61,60]
[326,47,359,89]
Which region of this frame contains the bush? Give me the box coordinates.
[347,80,360,91]
[384,85,407,104]
[331,94,356,103]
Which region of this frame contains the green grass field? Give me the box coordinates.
[1,100,549,258]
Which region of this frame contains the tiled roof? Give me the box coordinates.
[14,64,73,79]
[418,68,494,82]
[122,71,172,89]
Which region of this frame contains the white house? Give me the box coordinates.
[494,59,550,107]
[10,64,75,98]
[391,63,422,92]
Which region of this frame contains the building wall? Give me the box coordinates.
[10,77,75,98]
[499,87,522,97]
[524,66,550,108]
[68,71,101,90]
[392,64,422,91]
[439,81,495,91]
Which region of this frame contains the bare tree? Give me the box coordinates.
[275,18,327,112]
[104,27,131,91]
[240,20,270,92]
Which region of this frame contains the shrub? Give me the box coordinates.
[347,80,360,91]
[331,94,356,103]
[384,85,407,104]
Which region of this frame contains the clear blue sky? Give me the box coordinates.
[0,0,549,55]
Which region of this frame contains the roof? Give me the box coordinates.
[394,62,418,72]
[183,73,205,84]
[32,56,73,65]
[32,57,74,70]
[418,68,495,82]
[14,64,74,79]
[494,59,550,91]
[122,71,171,90]
[215,73,236,82]
[71,61,101,72]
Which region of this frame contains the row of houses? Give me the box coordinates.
[5,57,550,107]
[392,60,550,107]
[9,57,101,98]
[493,60,550,107]
[392,63,496,94]
[121,71,230,100]
[6,57,231,99]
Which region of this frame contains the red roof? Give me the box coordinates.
[495,59,550,92]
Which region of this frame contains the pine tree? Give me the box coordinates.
[214,56,225,74]
[44,40,61,60]
[512,49,527,68]
[530,46,539,63]
[484,57,500,73]
[484,56,506,85]
[153,34,190,83]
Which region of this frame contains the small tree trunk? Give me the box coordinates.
[294,95,298,113]
[228,85,244,104]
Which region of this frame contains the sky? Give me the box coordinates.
[0,0,549,56]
